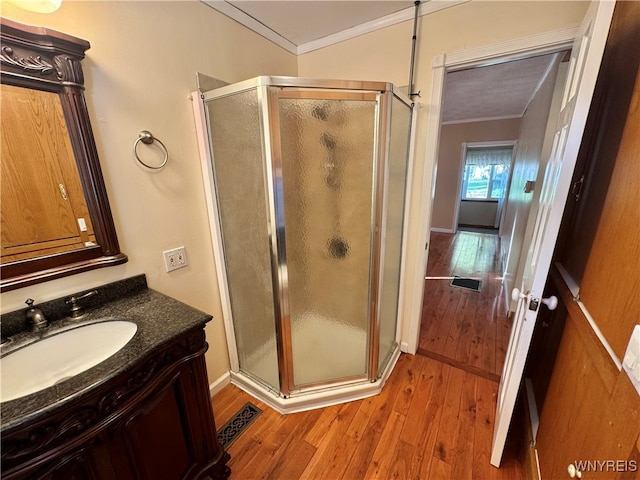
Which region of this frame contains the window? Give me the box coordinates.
[460,145,513,201]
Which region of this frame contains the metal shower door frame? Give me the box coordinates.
[265,85,384,395]
[371,90,415,379]
[266,82,412,394]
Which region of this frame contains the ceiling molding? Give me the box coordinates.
[202,1,298,54]
[522,52,563,116]
[202,0,469,56]
[296,0,469,55]
[441,114,524,126]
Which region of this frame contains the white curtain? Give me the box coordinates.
[465,146,513,167]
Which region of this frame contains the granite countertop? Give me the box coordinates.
[0,275,212,432]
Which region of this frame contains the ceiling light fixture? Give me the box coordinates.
[5,0,62,14]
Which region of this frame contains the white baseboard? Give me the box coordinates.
[209,371,231,398]
[431,227,455,233]
[229,347,402,415]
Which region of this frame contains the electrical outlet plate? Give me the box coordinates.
[163,246,188,272]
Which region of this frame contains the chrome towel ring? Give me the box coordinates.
[134,130,168,169]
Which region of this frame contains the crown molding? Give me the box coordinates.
[297,0,469,55]
[202,0,469,56]
[441,114,523,126]
[202,1,298,54]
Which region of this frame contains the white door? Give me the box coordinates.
[490,0,615,468]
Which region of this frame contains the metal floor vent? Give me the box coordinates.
[450,276,482,292]
[217,402,262,448]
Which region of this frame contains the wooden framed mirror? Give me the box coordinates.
[0,18,127,291]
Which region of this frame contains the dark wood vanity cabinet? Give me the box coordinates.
[1,327,230,480]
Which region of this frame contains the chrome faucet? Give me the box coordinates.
[65,290,99,318]
[25,298,48,333]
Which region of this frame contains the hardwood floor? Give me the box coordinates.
[212,353,524,479]
[419,231,512,381]
[209,230,524,479]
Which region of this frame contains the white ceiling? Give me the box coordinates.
[442,54,559,124]
[203,0,465,54]
[227,1,413,47]
[203,1,560,124]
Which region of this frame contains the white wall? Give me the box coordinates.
[0,1,297,383]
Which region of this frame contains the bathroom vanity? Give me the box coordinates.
[0,275,230,480]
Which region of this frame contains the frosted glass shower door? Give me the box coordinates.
[275,90,379,389]
[205,89,280,392]
[377,95,412,375]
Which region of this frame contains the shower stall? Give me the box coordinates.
[193,76,414,412]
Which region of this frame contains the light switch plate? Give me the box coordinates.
[622,325,640,397]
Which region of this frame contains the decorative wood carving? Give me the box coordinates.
[1,328,230,480]
[0,46,55,75]
[54,54,84,84]
[0,17,127,291]
[1,330,206,465]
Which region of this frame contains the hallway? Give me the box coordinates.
[418,231,513,382]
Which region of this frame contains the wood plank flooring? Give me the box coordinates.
[209,229,524,479]
[212,353,524,479]
[419,231,512,381]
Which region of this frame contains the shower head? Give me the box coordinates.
[320,132,336,150]
[327,237,349,259]
[325,173,341,189]
[312,103,329,121]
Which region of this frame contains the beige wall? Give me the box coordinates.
[432,118,521,231]
[1,0,589,383]
[0,1,297,383]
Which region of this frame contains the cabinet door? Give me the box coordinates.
[116,369,199,480]
[25,441,120,480]
[0,84,96,263]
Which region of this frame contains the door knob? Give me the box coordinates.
[567,463,582,478]
[511,288,529,302]
[542,295,558,311]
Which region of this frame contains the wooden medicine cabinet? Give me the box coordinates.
[0,18,126,291]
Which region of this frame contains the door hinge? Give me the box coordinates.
[571,175,585,202]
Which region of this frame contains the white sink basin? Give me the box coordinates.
[0,320,137,403]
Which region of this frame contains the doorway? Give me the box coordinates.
[417,51,568,380]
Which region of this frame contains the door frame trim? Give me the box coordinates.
[401,25,579,354]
